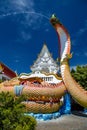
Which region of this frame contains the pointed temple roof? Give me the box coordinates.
[30,44,59,74]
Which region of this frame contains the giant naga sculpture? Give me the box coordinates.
[0,15,87,117]
[50,14,87,108]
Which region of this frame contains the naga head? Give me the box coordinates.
[50,14,62,26]
[50,14,71,64]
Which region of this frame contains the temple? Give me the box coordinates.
[0,62,17,82]
[31,44,59,74]
[0,43,71,120]
[0,15,86,121]
[19,44,61,84]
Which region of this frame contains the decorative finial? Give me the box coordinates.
[50,14,62,26]
[51,14,56,19]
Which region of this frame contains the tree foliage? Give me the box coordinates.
[0,92,36,130]
[71,65,87,90]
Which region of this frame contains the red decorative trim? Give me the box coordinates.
[0,62,16,78]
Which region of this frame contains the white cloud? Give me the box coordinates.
[0,0,49,42]
[75,53,80,56]
[70,65,76,70]
[0,0,49,28]
[45,28,49,32]
[15,60,20,63]
[71,20,87,48]
[12,0,35,12]
[77,20,87,36]
[71,40,76,46]
[0,0,35,13]
[74,52,87,57]
[18,31,32,42]
[13,0,28,8]
[84,52,87,57]
[70,64,87,70]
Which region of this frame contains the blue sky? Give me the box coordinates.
[0,0,87,74]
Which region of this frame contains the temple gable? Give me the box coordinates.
[31,44,59,74]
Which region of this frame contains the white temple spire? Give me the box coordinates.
[30,44,59,74]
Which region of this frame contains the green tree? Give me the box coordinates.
[71,65,87,90]
[0,92,36,130]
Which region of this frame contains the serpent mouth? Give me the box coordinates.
[50,14,62,26]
